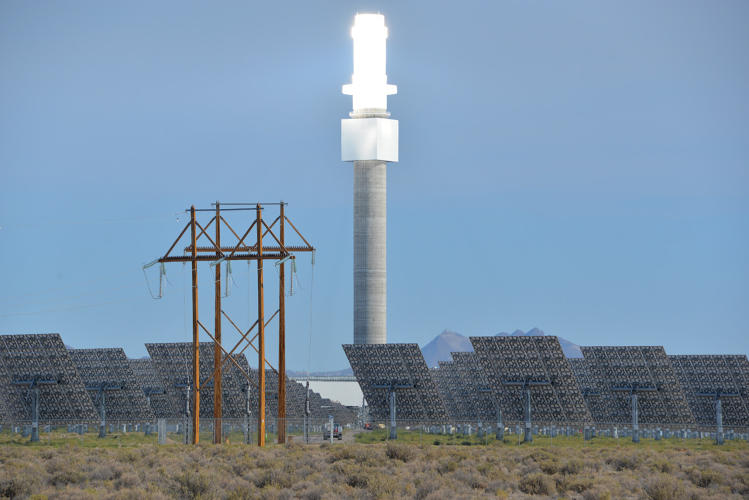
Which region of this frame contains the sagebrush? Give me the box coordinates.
[0,431,747,499]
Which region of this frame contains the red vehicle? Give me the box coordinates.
[363,422,373,430]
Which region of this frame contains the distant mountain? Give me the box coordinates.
[495,327,583,358]
[421,330,473,368]
[419,327,583,367]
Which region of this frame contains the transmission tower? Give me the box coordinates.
[148,201,314,445]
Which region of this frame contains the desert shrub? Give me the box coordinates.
[492,488,509,499]
[0,476,35,498]
[366,474,398,497]
[644,475,686,500]
[539,460,559,474]
[728,471,749,495]
[385,442,416,462]
[582,490,612,500]
[482,467,510,484]
[452,469,488,490]
[468,474,488,490]
[414,480,439,500]
[560,458,584,475]
[528,449,555,463]
[712,452,736,466]
[687,468,722,488]
[254,469,293,489]
[327,446,356,463]
[650,459,673,474]
[174,470,213,498]
[519,473,556,495]
[346,473,368,488]
[329,461,349,476]
[476,462,493,477]
[1,429,748,499]
[558,475,593,493]
[89,462,125,481]
[436,459,458,475]
[302,490,323,500]
[117,449,139,464]
[110,487,164,500]
[50,467,85,486]
[115,471,139,489]
[225,487,253,500]
[608,453,641,471]
[353,448,384,466]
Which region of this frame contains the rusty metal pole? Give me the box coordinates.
[256,204,266,447]
[214,202,222,444]
[190,205,200,444]
[278,202,286,444]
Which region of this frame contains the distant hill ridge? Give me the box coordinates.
[421,328,582,368]
[497,327,583,359]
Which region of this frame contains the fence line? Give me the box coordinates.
[2,416,748,445]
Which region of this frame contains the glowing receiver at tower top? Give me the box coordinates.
[342,13,397,113]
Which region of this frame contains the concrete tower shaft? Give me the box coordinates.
[354,160,387,344]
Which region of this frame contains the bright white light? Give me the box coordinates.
[342,13,397,112]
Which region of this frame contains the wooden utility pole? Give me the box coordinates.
[190,206,200,444]
[278,202,286,444]
[152,202,313,446]
[256,204,266,446]
[214,202,222,444]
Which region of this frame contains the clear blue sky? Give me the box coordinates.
[1,1,747,372]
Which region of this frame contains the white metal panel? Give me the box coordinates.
[341,118,398,162]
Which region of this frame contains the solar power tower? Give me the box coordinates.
[669,355,749,444]
[68,349,154,437]
[580,346,695,442]
[343,343,448,439]
[569,358,608,424]
[451,352,497,425]
[471,336,591,442]
[128,358,177,419]
[0,334,97,440]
